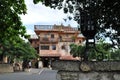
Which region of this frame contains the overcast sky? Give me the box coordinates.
[20,0,78,34]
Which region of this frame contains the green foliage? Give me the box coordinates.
[0,37,38,62]
[0,0,28,43]
[33,0,43,4]
[69,40,120,61]
[87,49,97,60]
[0,0,36,62]
[70,44,85,57]
[111,49,120,60]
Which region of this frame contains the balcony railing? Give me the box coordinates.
[40,37,74,43]
[34,25,54,30]
[40,37,58,43]
[34,25,78,32]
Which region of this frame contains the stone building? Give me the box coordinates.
[28,24,85,67]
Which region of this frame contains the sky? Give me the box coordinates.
[20,0,78,35]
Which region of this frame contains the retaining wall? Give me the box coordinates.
[0,63,13,73]
[52,60,120,80]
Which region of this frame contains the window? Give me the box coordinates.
[52,45,56,50]
[61,45,66,49]
[44,34,47,37]
[51,34,54,38]
[41,46,49,50]
[66,34,68,37]
[59,36,62,41]
[79,40,82,43]
[43,37,49,41]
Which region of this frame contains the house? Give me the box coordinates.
[28,24,85,67]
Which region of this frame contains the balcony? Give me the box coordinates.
[59,38,74,42]
[40,37,58,43]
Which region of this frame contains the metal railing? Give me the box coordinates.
[39,37,75,43]
[34,25,54,30]
[40,37,58,43]
[59,38,74,42]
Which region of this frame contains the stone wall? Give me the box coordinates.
[0,63,13,73]
[52,60,120,80]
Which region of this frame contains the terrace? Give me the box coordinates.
[34,25,79,32]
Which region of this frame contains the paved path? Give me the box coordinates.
[0,68,57,80]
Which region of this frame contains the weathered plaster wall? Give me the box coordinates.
[52,60,120,80]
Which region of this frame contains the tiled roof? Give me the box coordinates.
[40,53,61,57]
[60,55,79,60]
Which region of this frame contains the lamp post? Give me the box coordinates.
[114,33,120,48]
[79,9,97,61]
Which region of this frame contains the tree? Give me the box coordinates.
[0,0,34,63]
[70,43,85,59]
[111,49,120,60]
[33,0,120,48]
[69,40,114,61]
[95,40,112,61]
[0,0,29,45]
[0,37,38,63]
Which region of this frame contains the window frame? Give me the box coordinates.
[52,45,56,50]
[40,45,49,50]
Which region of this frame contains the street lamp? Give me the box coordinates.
[79,10,97,61]
[114,33,120,48]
